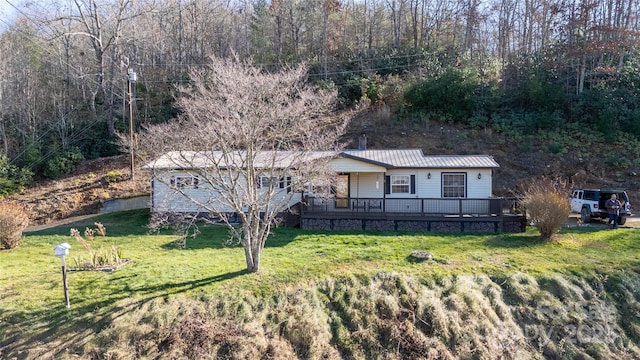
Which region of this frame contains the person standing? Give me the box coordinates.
[605,194,622,229]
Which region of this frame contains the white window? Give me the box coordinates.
[258,176,292,192]
[442,173,466,198]
[259,176,277,188]
[391,175,410,194]
[170,175,199,189]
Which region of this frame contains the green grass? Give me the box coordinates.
[1,209,639,357]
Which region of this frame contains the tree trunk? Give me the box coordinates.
[0,119,7,156]
[578,54,586,95]
[243,208,263,273]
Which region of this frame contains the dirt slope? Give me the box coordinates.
[347,110,640,202]
[10,156,150,225]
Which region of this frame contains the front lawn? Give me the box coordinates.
[1,209,638,357]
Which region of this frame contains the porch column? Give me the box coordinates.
[383,172,387,212]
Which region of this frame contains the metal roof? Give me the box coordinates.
[145,149,499,170]
[340,149,499,169]
[145,150,334,170]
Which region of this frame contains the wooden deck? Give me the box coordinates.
[299,197,527,232]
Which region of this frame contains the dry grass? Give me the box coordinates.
[8,155,149,225]
[81,272,640,359]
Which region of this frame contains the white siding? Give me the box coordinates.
[467,169,493,198]
[152,171,302,213]
[417,170,439,198]
[151,165,494,214]
[408,169,493,199]
[332,158,386,173]
[385,170,418,198]
[349,172,384,198]
[152,171,211,213]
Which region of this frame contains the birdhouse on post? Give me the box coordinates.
[54,243,71,258]
[53,243,71,308]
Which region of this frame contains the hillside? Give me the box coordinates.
[11,111,640,225]
[11,156,150,225]
[347,109,639,199]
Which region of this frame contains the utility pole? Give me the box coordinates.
[128,68,137,181]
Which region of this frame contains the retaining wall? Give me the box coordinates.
[101,195,150,214]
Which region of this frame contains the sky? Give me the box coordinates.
[0,1,18,29]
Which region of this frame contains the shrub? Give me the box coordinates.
[519,178,571,240]
[43,147,84,179]
[0,202,30,249]
[0,156,34,198]
[338,75,364,107]
[103,170,125,184]
[403,67,479,122]
[605,155,632,168]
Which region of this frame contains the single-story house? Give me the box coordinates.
[145,147,525,233]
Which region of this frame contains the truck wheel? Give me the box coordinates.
[580,208,590,223]
[618,217,627,225]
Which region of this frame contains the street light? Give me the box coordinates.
[128,68,137,181]
[53,243,71,308]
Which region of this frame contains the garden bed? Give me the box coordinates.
[69,259,132,272]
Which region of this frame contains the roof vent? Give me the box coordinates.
[358,134,367,150]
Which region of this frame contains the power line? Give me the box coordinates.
[0,1,137,172]
[0,3,435,172]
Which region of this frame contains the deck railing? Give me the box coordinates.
[302,196,522,217]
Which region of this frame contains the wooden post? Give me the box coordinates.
[128,77,135,181]
[128,69,137,181]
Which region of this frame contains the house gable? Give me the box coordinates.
[330,157,387,172]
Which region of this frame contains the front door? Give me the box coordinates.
[335,174,349,208]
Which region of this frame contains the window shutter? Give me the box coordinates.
[257,177,262,188]
[385,176,391,194]
[286,176,292,193]
[410,175,416,194]
[279,177,285,189]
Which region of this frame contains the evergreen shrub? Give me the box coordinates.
[43,147,84,179]
[0,156,33,198]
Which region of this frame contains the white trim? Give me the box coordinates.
[442,173,466,198]
[390,175,410,194]
[170,175,199,189]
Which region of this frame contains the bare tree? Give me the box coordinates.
[58,0,137,136]
[140,56,349,273]
[386,0,405,48]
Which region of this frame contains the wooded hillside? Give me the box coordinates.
[1,0,639,195]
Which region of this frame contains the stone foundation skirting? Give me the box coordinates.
[301,217,526,233]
